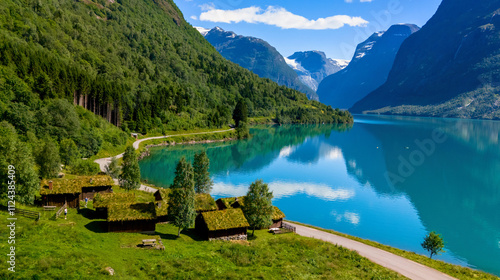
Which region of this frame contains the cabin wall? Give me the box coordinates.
[270,219,283,229]
[215,200,227,210]
[43,194,80,208]
[207,228,247,241]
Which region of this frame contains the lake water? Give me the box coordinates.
[139,115,500,276]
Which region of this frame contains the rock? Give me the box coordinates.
[104,267,115,276]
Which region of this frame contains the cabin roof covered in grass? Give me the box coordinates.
[217,196,245,209]
[195,194,217,212]
[40,175,114,195]
[93,193,136,208]
[201,208,249,231]
[272,206,285,220]
[107,202,156,222]
[154,189,171,217]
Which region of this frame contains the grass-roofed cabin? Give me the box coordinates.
[79,175,114,200]
[195,194,217,213]
[215,196,245,210]
[40,179,81,208]
[154,189,171,222]
[271,206,286,228]
[93,193,136,219]
[107,203,156,233]
[196,208,250,241]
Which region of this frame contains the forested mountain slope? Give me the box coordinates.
[0,0,351,203]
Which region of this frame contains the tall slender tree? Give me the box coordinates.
[232,99,248,127]
[168,157,196,237]
[59,138,80,167]
[243,179,274,237]
[119,146,140,191]
[193,150,213,194]
[36,139,61,179]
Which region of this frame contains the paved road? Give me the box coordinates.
[286,222,457,280]
[94,129,234,193]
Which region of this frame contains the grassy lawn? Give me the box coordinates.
[0,204,406,279]
[288,221,499,280]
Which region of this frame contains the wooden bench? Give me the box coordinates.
[43,206,57,211]
[142,239,157,247]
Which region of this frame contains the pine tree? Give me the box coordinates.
[119,146,140,191]
[105,156,120,179]
[243,179,274,237]
[168,157,196,237]
[193,151,213,194]
[232,99,248,127]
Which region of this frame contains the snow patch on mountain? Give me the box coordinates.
[194,26,210,36]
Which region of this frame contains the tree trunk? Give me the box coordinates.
[178,226,181,237]
[252,226,255,237]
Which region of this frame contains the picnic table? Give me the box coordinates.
[142,239,157,247]
[43,206,57,211]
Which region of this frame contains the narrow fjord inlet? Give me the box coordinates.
[140,115,500,276]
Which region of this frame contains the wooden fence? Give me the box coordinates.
[282,222,296,233]
[0,205,40,221]
[54,202,67,220]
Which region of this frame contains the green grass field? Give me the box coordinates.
[0,202,406,279]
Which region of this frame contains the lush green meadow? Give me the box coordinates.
[0,202,405,279]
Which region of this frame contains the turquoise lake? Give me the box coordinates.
[139,115,500,276]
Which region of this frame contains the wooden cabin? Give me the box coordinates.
[215,196,245,210]
[40,175,115,208]
[196,208,250,241]
[40,179,81,208]
[79,175,114,200]
[271,206,286,228]
[107,202,156,233]
[93,193,136,219]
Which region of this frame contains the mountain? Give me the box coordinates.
[285,51,348,92]
[200,27,318,100]
[351,0,500,119]
[317,24,420,109]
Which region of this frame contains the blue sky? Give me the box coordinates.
[176,0,442,60]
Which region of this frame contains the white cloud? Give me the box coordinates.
[199,6,368,30]
[331,210,360,225]
[190,15,198,20]
[212,181,355,201]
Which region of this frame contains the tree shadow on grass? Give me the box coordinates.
[78,208,98,220]
[84,221,108,233]
[156,228,204,241]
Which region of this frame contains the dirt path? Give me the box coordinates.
[94,129,234,193]
[286,222,457,280]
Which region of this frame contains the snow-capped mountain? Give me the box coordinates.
[196,27,318,100]
[317,24,420,109]
[285,51,348,91]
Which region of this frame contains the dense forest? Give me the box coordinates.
[0,0,351,203]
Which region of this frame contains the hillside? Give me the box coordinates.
[317,24,419,109]
[0,0,352,204]
[286,51,348,92]
[351,0,500,119]
[202,27,318,100]
[0,0,350,134]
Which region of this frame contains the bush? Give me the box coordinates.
[72,159,101,175]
